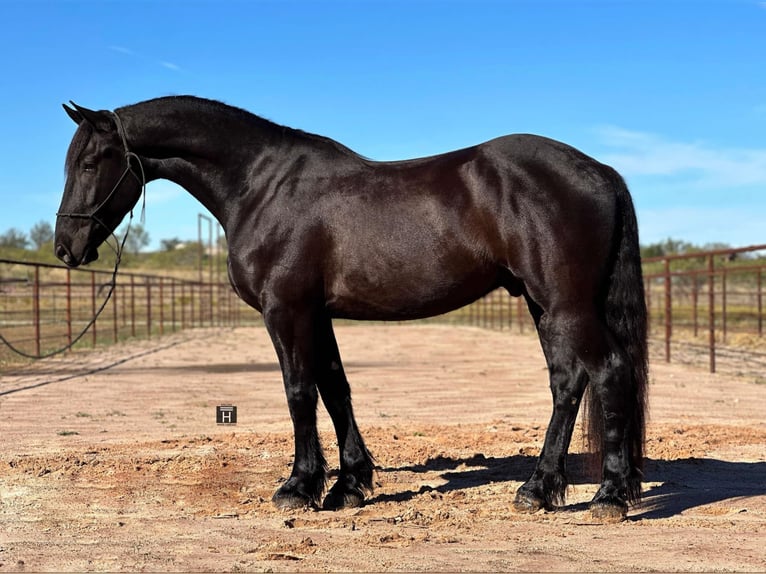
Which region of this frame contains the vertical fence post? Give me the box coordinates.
[664,258,671,362]
[721,267,728,344]
[91,271,97,347]
[181,283,186,329]
[121,278,127,330]
[708,254,716,373]
[208,281,213,327]
[220,284,225,327]
[33,266,41,357]
[146,277,152,339]
[130,274,136,338]
[112,275,118,343]
[692,274,699,338]
[191,282,196,327]
[171,280,177,332]
[66,268,72,349]
[198,216,203,285]
[219,283,223,327]
[758,269,763,338]
[510,298,515,333]
[234,288,240,326]
[228,285,234,326]
[644,277,654,336]
[159,277,165,336]
[498,290,505,331]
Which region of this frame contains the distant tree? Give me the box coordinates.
[30,220,54,250]
[702,242,733,252]
[0,228,30,249]
[160,237,183,251]
[640,238,699,258]
[117,223,150,255]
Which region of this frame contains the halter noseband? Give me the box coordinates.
[56,110,146,230]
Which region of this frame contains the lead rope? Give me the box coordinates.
[0,111,146,360]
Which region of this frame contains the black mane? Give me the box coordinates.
[119,95,360,158]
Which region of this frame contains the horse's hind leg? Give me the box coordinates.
[513,306,589,512]
[587,345,641,521]
[515,305,638,521]
[314,316,375,510]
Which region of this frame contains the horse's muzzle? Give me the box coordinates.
[55,242,99,268]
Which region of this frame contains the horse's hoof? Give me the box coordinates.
[272,489,312,510]
[322,486,365,511]
[512,490,545,514]
[589,499,628,523]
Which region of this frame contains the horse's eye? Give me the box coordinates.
[82,163,96,172]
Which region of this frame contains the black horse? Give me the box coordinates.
[55,96,648,521]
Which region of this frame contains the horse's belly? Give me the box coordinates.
[325,265,499,321]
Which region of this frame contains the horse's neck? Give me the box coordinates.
[121,101,277,224]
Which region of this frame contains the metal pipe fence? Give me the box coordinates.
[0,258,259,364]
[641,244,766,377]
[3,244,765,376]
[442,244,766,377]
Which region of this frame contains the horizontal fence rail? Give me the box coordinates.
[2,245,765,377]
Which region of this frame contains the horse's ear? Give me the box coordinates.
[68,102,114,132]
[63,103,83,125]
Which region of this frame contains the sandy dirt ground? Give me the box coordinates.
[1,325,765,572]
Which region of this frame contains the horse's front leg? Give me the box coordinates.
[313,314,374,510]
[264,304,327,509]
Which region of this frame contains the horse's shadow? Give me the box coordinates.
[370,453,766,520]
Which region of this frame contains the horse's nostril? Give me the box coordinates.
[55,244,74,266]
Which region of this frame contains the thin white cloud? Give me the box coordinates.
[160,61,181,72]
[108,45,134,55]
[593,126,766,246]
[595,126,766,188]
[108,46,181,72]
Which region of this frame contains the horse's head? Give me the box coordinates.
[55,103,143,267]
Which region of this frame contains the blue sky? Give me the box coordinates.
[1,0,765,250]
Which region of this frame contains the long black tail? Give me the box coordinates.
[585,170,649,504]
